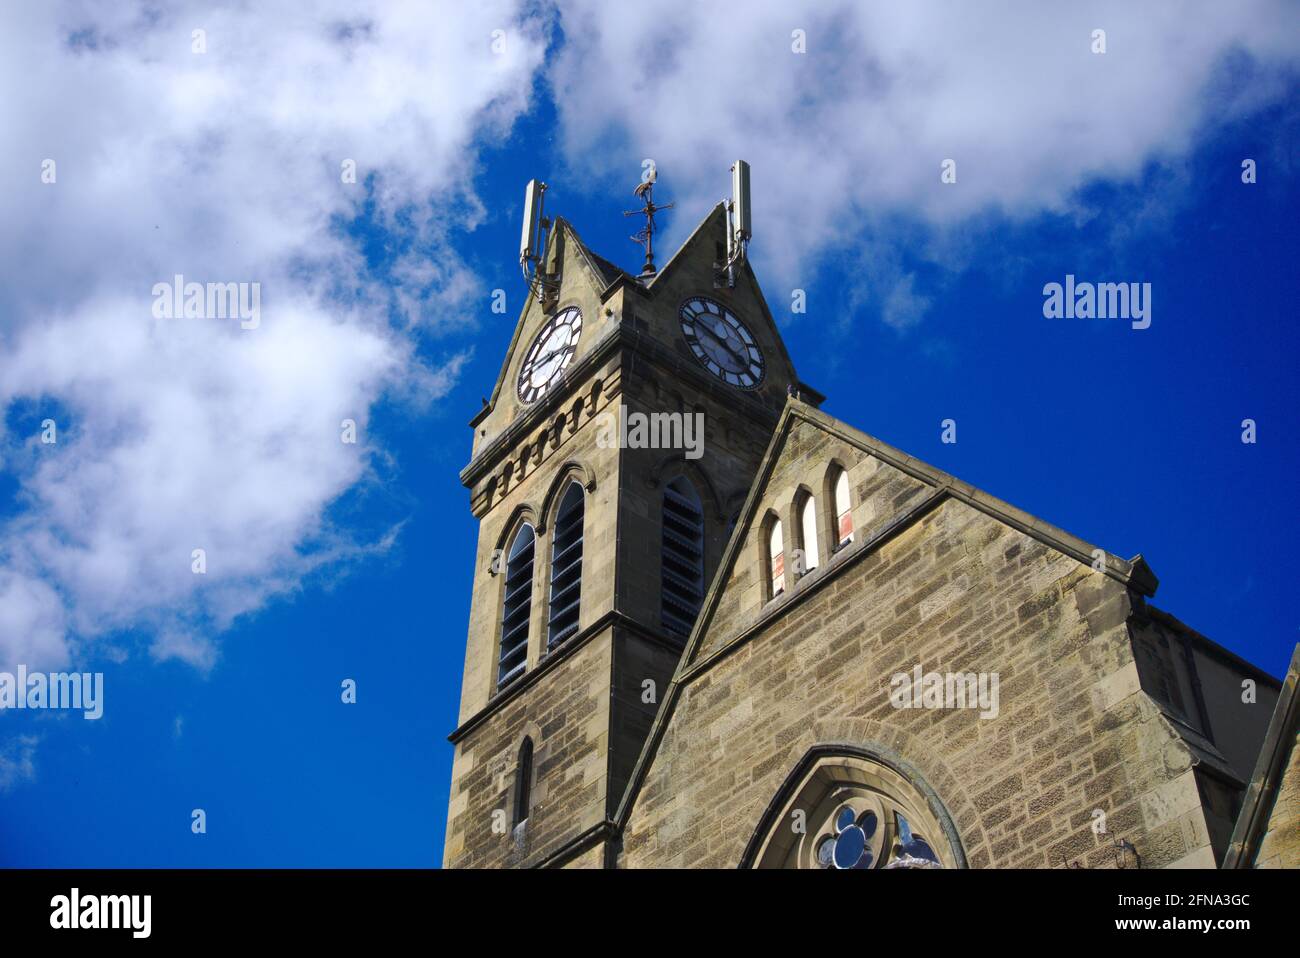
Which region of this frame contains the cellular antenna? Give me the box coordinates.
[717,159,751,288]
[520,179,557,305]
[624,165,673,278]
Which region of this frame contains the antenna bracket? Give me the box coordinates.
[520,180,560,306]
[715,160,751,288]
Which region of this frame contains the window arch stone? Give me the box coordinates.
[743,746,965,870]
[823,460,855,552]
[497,521,536,689]
[538,460,597,529]
[793,485,820,577]
[546,480,585,649]
[761,510,786,601]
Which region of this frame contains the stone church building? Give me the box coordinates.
[443,195,1297,869]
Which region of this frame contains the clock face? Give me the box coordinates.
[517,306,582,403]
[679,297,765,388]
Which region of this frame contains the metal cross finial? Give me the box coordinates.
[624,169,673,278]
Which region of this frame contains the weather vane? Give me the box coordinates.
[624,165,673,277]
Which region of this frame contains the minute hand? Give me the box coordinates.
[533,343,568,368]
[698,324,744,363]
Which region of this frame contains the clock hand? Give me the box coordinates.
[698,323,746,365]
[533,341,569,368]
[707,316,746,354]
[709,316,737,343]
[696,324,733,353]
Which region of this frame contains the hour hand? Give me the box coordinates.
[697,323,735,355]
[534,343,567,367]
[707,326,744,361]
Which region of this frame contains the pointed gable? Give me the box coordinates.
[484,217,619,409]
[677,400,1159,669]
[466,200,818,488]
[611,399,1166,841]
[469,217,628,463]
[636,203,803,413]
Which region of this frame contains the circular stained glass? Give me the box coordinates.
[859,810,878,839]
[832,825,866,869]
[816,837,835,868]
[759,757,953,869]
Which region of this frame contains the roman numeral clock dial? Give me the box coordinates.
[517,306,583,404]
[679,297,765,388]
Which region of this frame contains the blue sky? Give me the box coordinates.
[0,3,1297,866]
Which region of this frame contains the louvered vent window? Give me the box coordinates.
[498,524,535,688]
[661,477,705,639]
[547,482,584,649]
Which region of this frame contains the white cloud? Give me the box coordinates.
[0,573,68,672]
[0,2,547,674]
[0,734,41,792]
[547,0,1300,320]
[3,0,1296,690]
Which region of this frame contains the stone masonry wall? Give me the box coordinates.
[1254,723,1300,867]
[444,635,612,868]
[456,356,622,724]
[446,349,623,867]
[622,417,1219,868]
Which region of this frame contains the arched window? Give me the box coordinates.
[547,482,584,649]
[798,493,820,576]
[661,477,704,639]
[513,737,534,826]
[768,517,785,599]
[833,468,853,549]
[748,752,959,870]
[498,523,535,689]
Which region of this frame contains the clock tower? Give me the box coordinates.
[444,178,816,868]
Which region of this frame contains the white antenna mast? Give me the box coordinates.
[519,179,557,304]
[718,159,751,288]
